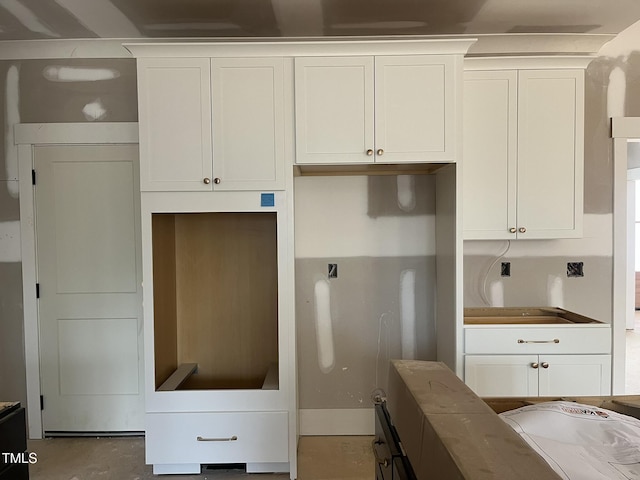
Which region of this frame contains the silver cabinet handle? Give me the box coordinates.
[519,227,527,233]
[366,149,374,156]
[541,362,550,369]
[197,435,238,442]
[531,362,539,369]
[203,177,211,184]
[376,149,384,156]
[509,227,517,233]
[517,339,559,344]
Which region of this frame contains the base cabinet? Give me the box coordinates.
[146,411,289,470]
[464,354,611,397]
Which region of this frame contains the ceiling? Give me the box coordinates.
[2,0,640,42]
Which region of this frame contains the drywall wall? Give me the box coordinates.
[0,58,136,410]
[294,175,437,413]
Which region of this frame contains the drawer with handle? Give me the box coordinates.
[146,411,288,465]
[464,326,610,355]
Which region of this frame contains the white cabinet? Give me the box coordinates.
[462,69,584,239]
[294,55,458,164]
[464,324,611,397]
[137,57,286,191]
[465,354,611,397]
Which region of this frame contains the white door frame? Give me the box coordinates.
[17,122,138,438]
[612,117,640,394]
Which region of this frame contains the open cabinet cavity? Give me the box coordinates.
[151,212,279,391]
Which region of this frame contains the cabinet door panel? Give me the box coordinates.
[517,70,584,238]
[462,70,517,239]
[375,55,455,162]
[137,58,213,191]
[538,355,611,396]
[295,57,374,164]
[211,58,285,190]
[465,355,538,397]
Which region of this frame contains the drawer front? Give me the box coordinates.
[146,411,288,465]
[464,326,610,354]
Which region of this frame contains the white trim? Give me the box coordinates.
[628,168,640,181]
[17,122,139,438]
[299,408,374,436]
[613,117,640,139]
[124,38,477,58]
[0,39,135,59]
[15,122,138,145]
[464,56,595,71]
[611,116,640,394]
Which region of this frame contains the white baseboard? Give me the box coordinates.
[299,408,374,435]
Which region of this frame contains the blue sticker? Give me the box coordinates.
[261,193,275,207]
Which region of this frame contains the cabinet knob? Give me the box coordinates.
[203,177,211,184]
[541,362,549,369]
[519,227,527,233]
[509,227,517,233]
[366,149,374,156]
[214,178,221,184]
[376,149,384,156]
[531,362,539,369]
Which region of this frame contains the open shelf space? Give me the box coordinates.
[152,212,279,391]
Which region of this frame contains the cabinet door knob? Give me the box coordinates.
[531,362,539,369]
[541,362,549,369]
[376,149,384,156]
[203,177,211,184]
[214,177,221,184]
[519,227,527,233]
[509,227,517,233]
[366,149,374,156]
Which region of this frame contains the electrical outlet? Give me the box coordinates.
[328,263,338,278]
[501,262,511,277]
[567,262,584,277]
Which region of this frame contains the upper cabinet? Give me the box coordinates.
[136,57,286,192]
[463,67,584,240]
[294,55,458,165]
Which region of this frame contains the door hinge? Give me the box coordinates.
[32,169,36,185]
[36,283,40,299]
[40,395,44,410]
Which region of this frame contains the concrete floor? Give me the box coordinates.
[27,435,374,480]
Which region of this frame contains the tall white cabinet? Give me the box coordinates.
[462,60,587,240]
[128,44,296,477]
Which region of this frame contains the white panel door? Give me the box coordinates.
[35,144,144,432]
[294,56,374,164]
[375,55,455,163]
[137,57,213,191]
[464,355,539,397]
[538,355,611,396]
[211,57,285,190]
[517,69,584,239]
[462,70,518,239]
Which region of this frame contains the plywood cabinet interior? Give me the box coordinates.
[137,57,286,192]
[294,55,457,164]
[462,68,584,239]
[152,212,279,390]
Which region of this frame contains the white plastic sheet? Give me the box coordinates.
[500,401,640,479]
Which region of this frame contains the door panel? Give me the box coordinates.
[465,355,538,397]
[35,144,144,432]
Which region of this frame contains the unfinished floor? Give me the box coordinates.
[27,435,374,480]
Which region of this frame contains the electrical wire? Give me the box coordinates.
[480,240,511,306]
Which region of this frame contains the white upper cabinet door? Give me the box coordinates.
[375,55,456,163]
[137,58,213,191]
[517,70,584,239]
[463,70,518,239]
[294,56,374,164]
[211,58,286,191]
